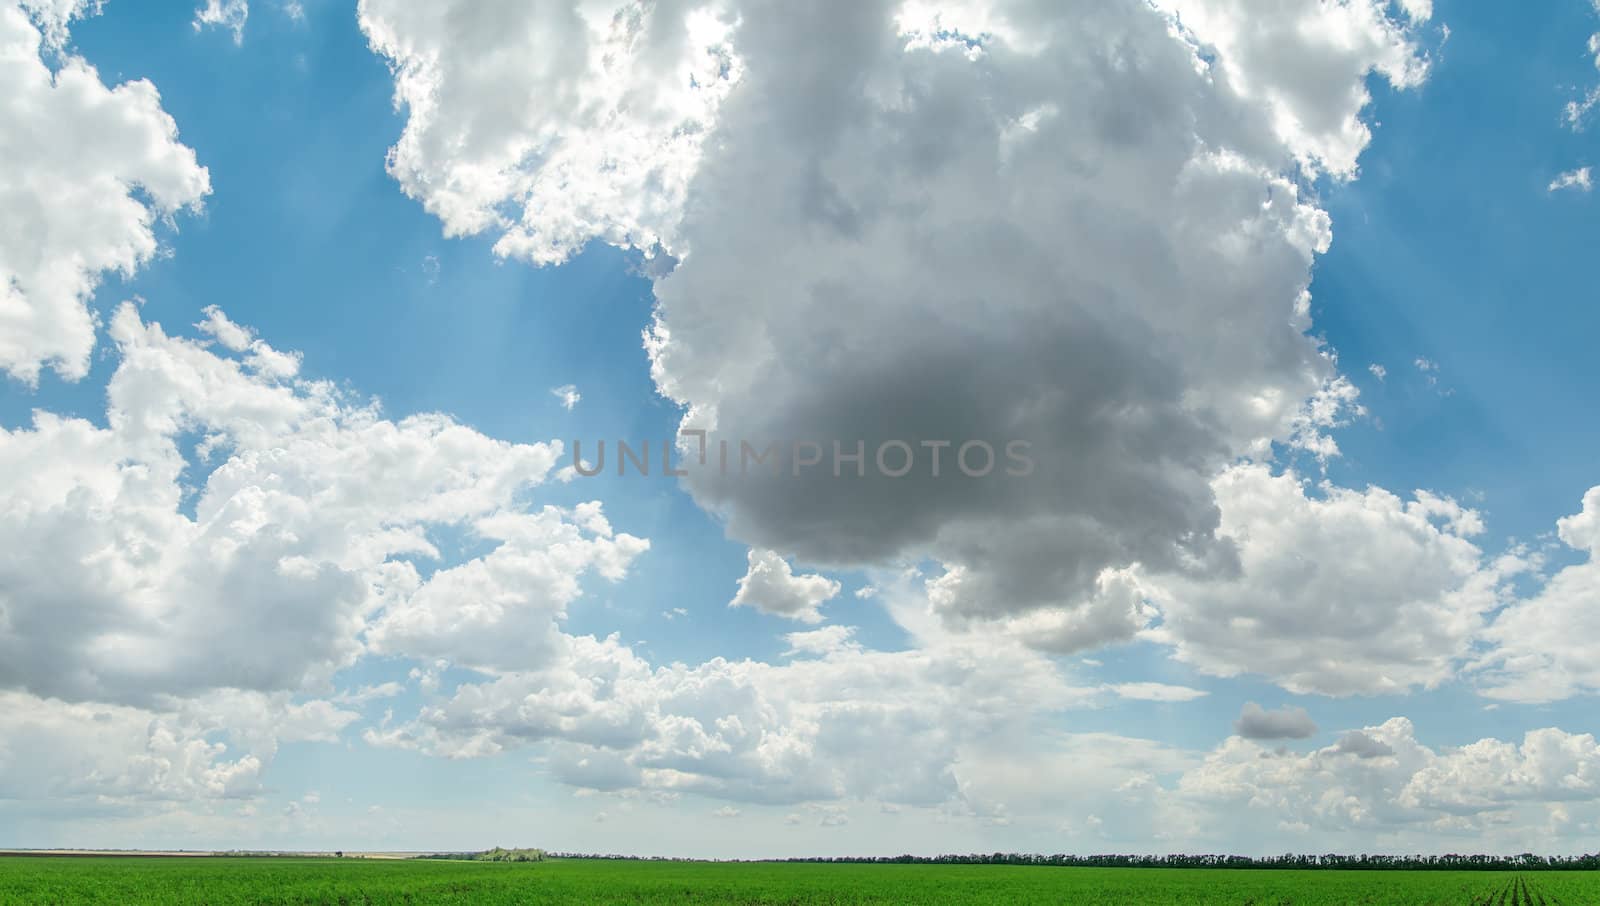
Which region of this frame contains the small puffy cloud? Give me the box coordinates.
[1564,18,1600,130]
[728,549,840,624]
[192,0,248,44]
[196,305,301,378]
[196,304,254,350]
[1368,364,1387,381]
[1333,729,1395,759]
[1549,167,1594,193]
[1109,683,1209,704]
[550,384,581,411]
[1,2,210,384]
[784,625,859,658]
[1396,0,1433,20]
[1234,703,1318,740]
[1284,375,1366,462]
[1411,357,1452,395]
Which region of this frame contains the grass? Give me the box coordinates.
[2,856,1597,904]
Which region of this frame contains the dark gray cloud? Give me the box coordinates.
[1334,730,1396,759]
[1234,702,1318,740]
[645,0,1415,640]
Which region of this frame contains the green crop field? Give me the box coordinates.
[3,857,1599,905]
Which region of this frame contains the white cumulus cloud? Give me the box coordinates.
[0,305,642,705]
[0,1,210,384]
[551,383,582,411]
[358,0,742,265]
[728,549,841,624]
[1549,167,1593,193]
[1146,464,1515,696]
[192,0,248,43]
[1477,487,1600,702]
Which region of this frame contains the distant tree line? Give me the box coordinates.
[541,852,1600,871]
[416,847,546,863]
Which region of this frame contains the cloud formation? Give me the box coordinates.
[368,629,1095,808]
[1147,464,1515,695]
[1563,9,1600,130]
[349,0,1479,695]
[1477,486,1600,702]
[0,1,210,384]
[0,304,642,705]
[1184,719,1600,847]
[551,384,582,411]
[642,0,1422,643]
[192,0,248,43]
[353,0,1522,708]
[19,0,1600,857]
[6,303,1600,851]
[1549,167,1593,193]
[728,549,841,624]
[358,0,741,264]
[1234,703,1318,741]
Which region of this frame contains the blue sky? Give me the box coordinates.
[1311,0,1600,544]
[3,0,1600,857]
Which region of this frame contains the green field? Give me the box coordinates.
[2,857,1596,904]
